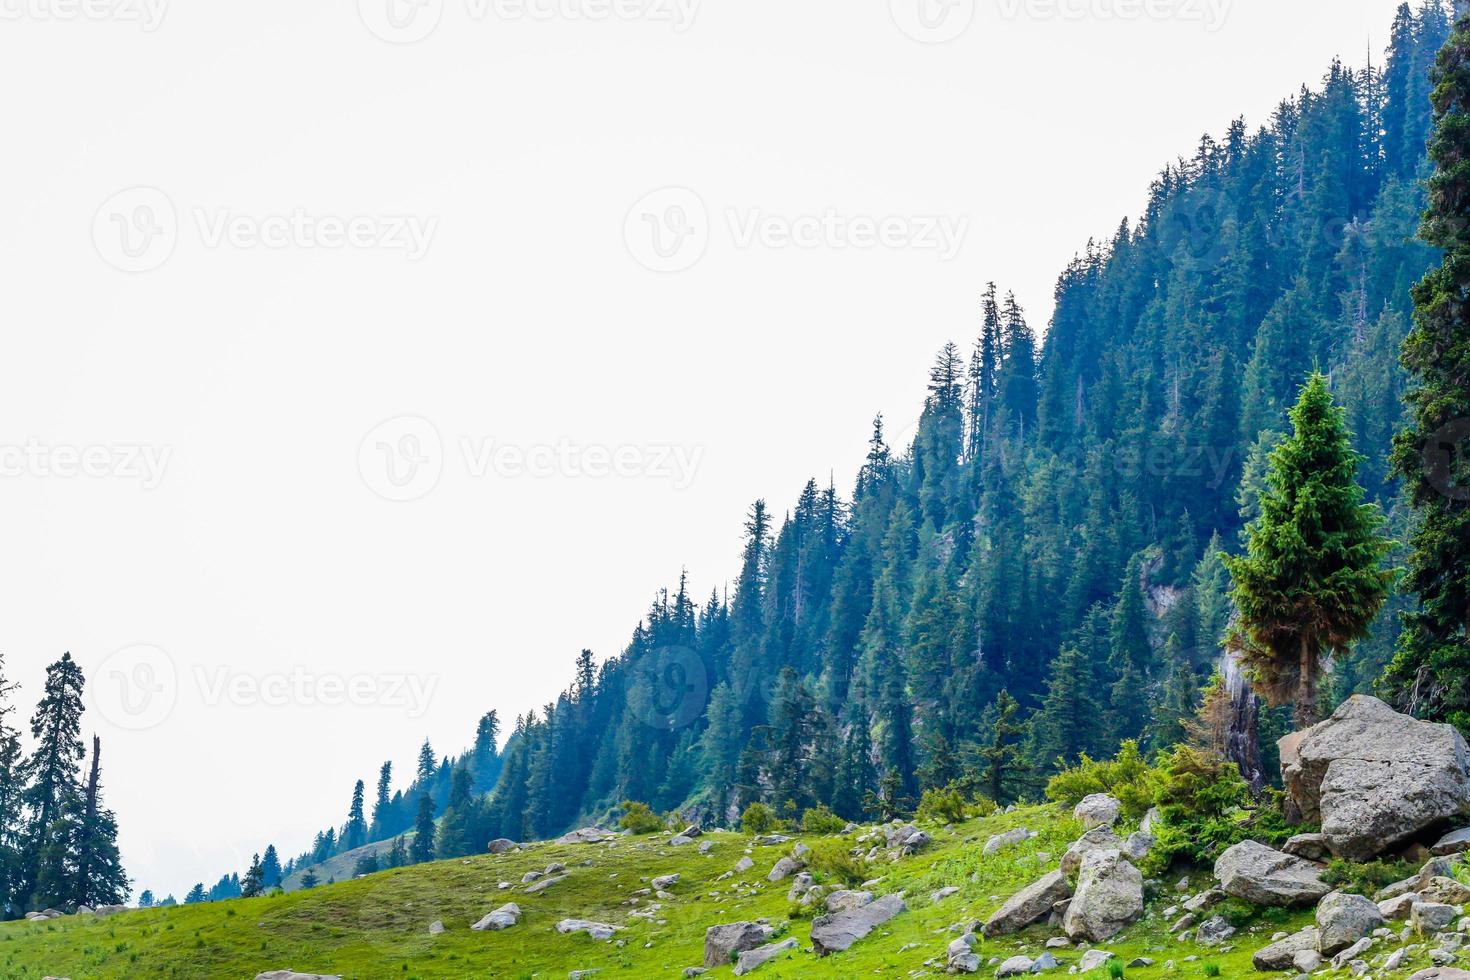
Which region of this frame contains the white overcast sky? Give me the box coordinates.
[0,0,1410,898]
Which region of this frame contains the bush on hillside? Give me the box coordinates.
[741,802,782,836]
[618,800,664,835]
[800,805,848,835]
[806,839,870,887]
[916,786,969,826]
[1045,741,1159,820]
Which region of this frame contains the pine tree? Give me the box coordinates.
[1029,644,1104,773]
[1381,5,1470,731]
[72,736,127,909]
[0,656,24,917]
[410,794,435,864]
[185,883,206,904]
[137,890,154,908]
[240,854,264,898]
[260,846,282,889]
[695,682,742,817]
[370,762,392,839]
[415,740,436,787]
[343,780,367,852]
[20,652,86,911]
[975,689,1026,805]
[299,870,319,890]
[1224,373,1395,727]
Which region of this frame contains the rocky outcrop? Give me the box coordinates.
[486,838,518,854]
[556,828,616,845]
[1061,827,1124,877]
[1063,849,1144,942]
[1434,828,1470,856]
[1316,892,1384,955]
[1281,696,1470,861]
[810,893,906,956]
[1073,794,1121,830]
[704,922,775,968]
[1214,840,1331,907]
[983,870,1073,937]
[1408,971,1470,980]
[946,934,980,973]
[1252,928,1320,970]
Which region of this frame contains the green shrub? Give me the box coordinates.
[1107,961,1126,979]
[741,802,781,836]
[1146,744,1251,868]
[800,805,848,835]
[1045,741,1159,820]
[617,800,664,835]
[806,839,871,887]
[916,786,969,825]
[1203,965,1221,978]
[1322,858,1417,896]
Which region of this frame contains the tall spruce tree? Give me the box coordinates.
[72,735,127,908]
[20,652,86,911]
[1224,374,1395,726]
[1381,4,1470,731]
[410,794,436,864]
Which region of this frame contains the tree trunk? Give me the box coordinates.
[1295,637,1318,730]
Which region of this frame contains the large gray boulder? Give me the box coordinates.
[556,827,616,845]
[470,903,522,931]
[704,922,775,967]
[732,938,798,975]
[1214,840,1331,907]
[1252,928,1320,970]
[1061,827,1125,877]
[1409,971,1470,980]
[1316,892,1385,955]
[1073,794,1122,830]
[554,919,620,940]
[1063,849,1144,942]
[985,827,1035,856]
[1434,828,1470,856]
[256,974,342,980]
[487,838,519,854]
[1281,696,1470,861]
[982,870,1073,937]
[810,893,906,956]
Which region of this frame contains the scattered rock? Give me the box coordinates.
[525,875,568,894]
[487,838,519,854]
[471,904,522,931]
[1195,915,1236,947]
[1379,892,1423,920]
[1293,949,1324,972]
[930,886,959,902]
[668,835,695,847]
[556,828,616,845]
[1126,957,1154,969]
[995,955,1035,977]
[767,857,803,882]
[1433,828,1470,857]
[753,834,791,847]
[982,870,1073,937]
[786,872,815,902]
[1121,830,1154,863]
[703,922,775,967]
[810,893,906,956]
[1061,827,1124,877]
[732,938,798,975]
[1281,696,1470,862]
[825,890,874,913]
[985,828,1035,856]
[1076,949,1115,973]
[651,874,679,891]
[1073,794,1122,830]
[1408,969,1470,980]
[1214,839,1330,907]
[734,857,754,873]
[255,974,342,980]
[1415,902,1462,934]
[1032,951,1059,972]
[1252,928,1320,970]
[554,919,621,941]
[1282,833,1332,861]
[946,934,980,973]
[1063,849,1144,942]
[427,920,444,935]
[1317,891,1385,954]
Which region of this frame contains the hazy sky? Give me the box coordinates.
[0,0,1410,898]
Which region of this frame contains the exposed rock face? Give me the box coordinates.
[732,938,797,975]
[1195,916,1236,947]
[1214,840,1331,907]
[1379,892,1422,921]
[1252,928,1320,970]
[1283,833,1331,861]
[1281,696,1470,861]
[982,870,1073,937]
[824,890,874,913]
[1415,902,1462,934]
[1316,892,1385,955]
[470,903,522,931]
[810,893,906,956]
[704,922,775,968]
[1063,849,1144,942]
[1073,794,1122,830]
[1434,828,1470,856]
[1122,831,1154,863]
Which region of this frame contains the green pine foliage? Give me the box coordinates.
[1223,374,1396,725]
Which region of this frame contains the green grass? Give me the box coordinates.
[0,805,1319,979]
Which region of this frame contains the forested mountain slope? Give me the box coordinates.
[268,1,1459,880]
